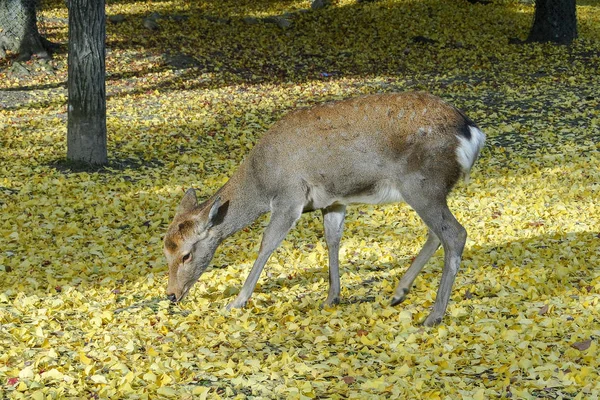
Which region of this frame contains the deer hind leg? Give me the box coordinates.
[321,204,346,307]
[400,195,467,326]
[226,202,303,310]
[391,229,441,306]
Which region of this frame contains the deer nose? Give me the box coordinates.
[167,293,177,303]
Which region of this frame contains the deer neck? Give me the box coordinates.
[211,162,269,242]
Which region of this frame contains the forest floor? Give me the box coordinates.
[1,0,599,398]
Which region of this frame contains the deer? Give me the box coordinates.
[164,91,485,326]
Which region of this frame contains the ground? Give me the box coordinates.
[0,0,599,398]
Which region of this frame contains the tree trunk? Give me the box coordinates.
[527,0,577,45]
[66,0,107,166]
[0,0,51,60]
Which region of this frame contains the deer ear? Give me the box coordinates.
[207,196,221,227]
[177,188,198,215]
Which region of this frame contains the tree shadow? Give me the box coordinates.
[5,0,598,134]
[6,0,526,92]
[47,154,165,174]
[201,228,600,313]
[577,0,599,6]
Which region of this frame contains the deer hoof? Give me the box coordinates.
[423,314,443,327]
[321,297,340,308]
[390,288,409,306]
[225,299,247,311]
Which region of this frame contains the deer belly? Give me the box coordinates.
[340,181,404,205]
[304,179,404,210]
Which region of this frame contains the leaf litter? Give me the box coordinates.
[1,0,599,398]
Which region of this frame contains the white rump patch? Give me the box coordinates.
[456,126,486,181]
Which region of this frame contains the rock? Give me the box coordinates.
[311,0,330,10]
[243,16,260,25]
[11,62,31,76]
[165,53,200,70]
[39,61,56,75]
[412,36,437,45]
[143,18,159,31]
[108,14,126,24]
[263,16,292,30]
[276,18,292,30]
[205,15,231,24]
[170,15,189,22]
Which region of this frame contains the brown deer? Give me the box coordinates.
[164,92,485,326]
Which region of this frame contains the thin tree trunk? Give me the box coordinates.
[527,0,577,45]
[66,0,107,166]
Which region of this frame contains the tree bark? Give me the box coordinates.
[66,0,107,166]
[0,0,51,60]
[527,0,577,45]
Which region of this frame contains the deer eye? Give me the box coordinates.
[182,253,191,263]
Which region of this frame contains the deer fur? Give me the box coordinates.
[164,91,485,326]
